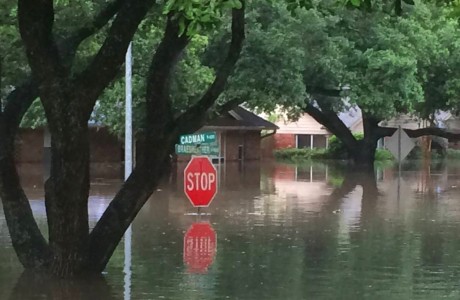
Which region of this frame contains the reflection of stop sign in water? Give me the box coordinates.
[183,222,217,274]
[184,156,218,207]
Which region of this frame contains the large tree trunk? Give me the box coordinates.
[304,101,380,169]
[350,114,380,169]
[45,109,90,276]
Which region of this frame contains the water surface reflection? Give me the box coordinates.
[2,161,460,299]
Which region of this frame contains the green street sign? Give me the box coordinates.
[175,144,220,156]
[179,131,217,145]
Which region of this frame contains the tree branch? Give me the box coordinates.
[174,3,246,127]
[18,0,64,83]
[3,0,124,137]
[376,126,460,140]
[306,85,342,98]
[0,154,51,269]
[145,16,190,132]
[74,0,154,115]
[57,0,126,67]
[86,16,189,272]
[304,101,358,151]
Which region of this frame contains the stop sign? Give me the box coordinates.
[184,156,218,207]
[183,222,217,273]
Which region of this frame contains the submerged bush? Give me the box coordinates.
[273,148,329,161]
[446,149,460,159]
[327,133,364,159]
[374,149,394,161]
[274,146,393,162]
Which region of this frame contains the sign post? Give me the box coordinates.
[184,156,218,208]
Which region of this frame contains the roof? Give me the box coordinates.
[337,106,362,129]
[203,106,279,131]
[380,111,453,130]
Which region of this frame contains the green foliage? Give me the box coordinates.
[232,0,460,125]
[374,149,394,161]
[92,19,215,136]
[206,0,307,117]
[446,149,460,159]
[273,144,393,162]
[273,147,329,161]
[327,133,363,159]
[163,0,243,36]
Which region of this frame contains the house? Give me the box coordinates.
[176,106,278,162]
[14,106,277,170]
[15,126,123,180]
[380,112,452,150]
[268,106,363,151]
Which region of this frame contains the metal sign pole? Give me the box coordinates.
[124,42,133,300]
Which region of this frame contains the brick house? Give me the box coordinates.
[15,126,123,180]
[14,106,277,167]
[267,107,363,152]
[380,112,452,150]
[15,127,122,164]
[176,106,278,162]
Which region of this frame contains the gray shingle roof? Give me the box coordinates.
[204,106,279,130]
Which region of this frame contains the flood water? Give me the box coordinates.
[2,160,460,299]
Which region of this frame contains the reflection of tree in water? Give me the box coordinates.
[299,164,460,298]
[9,271,114,300]
[302,168,378,267]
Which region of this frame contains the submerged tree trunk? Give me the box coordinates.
[45,111,90,276]
[349,114,380,169]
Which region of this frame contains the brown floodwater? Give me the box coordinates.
[2,160,460,299]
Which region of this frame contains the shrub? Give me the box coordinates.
[273,148,329,161]
[447,149,460,159]
[375,149,394,161]
[327,133,364,159]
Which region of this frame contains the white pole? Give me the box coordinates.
[125,43,133,180]
[124,42,133,300]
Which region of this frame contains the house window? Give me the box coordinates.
[313,135,327,148]
[296,134,328,149]
[297,134,311,148]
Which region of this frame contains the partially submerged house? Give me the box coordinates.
[380,112,452,150]
[268,106,363,151]
[14,106,277,169]
[176,106,278,162]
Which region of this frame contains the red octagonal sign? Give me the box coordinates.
[184,156,218,207]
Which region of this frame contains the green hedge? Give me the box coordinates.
[274,147,393,162]
[273,148,330,161]
[447,149,460,159]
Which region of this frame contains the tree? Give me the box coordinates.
[231,0,460,167]
[1,0,245,277]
